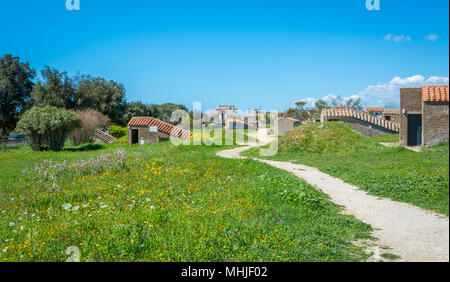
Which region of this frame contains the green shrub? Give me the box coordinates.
[109,125,127,138]
[16,106,81,151]
[115,135,128,144]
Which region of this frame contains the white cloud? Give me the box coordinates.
[357,75,449,105]
[343,95,361,102]
[424,34,439,41]
[426,76,449,84]
[384,33,411,42]
[300,94,362,109]
[295,97,318,108]
[301,75,449,108]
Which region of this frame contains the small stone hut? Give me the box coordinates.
[127,117,191,145]
[277,117,301,136]
[399,85,449,146]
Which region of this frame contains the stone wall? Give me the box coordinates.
[278,119,294,136]
[327,117,394,136]
[422,102,449,146]
[383,114,400,124]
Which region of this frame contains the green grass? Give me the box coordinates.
[370,134,400,143]
[278,122,380,153]
[243,122,449,215]
[380,253,400,260]
[0,140,372,262]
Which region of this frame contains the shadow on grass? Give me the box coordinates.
[64,143,105,152]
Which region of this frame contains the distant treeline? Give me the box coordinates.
[0,54,188,136]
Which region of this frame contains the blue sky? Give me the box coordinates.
[1,0,448,111]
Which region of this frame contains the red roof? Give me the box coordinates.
[127,117,192,139]
[422,85,449,102]
[365,107,384,112]
[278,117,300,122]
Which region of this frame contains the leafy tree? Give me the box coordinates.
[32,66,76,109]
[156,103,189,123]
[345,97,364,111]
[16,106,81,151]
[123,101,159,124]
[0,54,36,136]
[286,108,308,121]
[76,75,127,125]
[314,99,330,110]
[294,101,307,109]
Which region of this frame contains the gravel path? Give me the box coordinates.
[216,129,449,262]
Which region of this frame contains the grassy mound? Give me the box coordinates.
[115,135,128,144]
[279,121,381,153]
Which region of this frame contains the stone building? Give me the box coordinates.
[224,118,257,130]
[277,117,301,136]
[127,117,191,145]
[382,109,401,123]
[400,85,449,146]
[209,105,238,125]
[321,108,399,136]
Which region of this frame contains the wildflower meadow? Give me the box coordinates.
[0,142,372,262]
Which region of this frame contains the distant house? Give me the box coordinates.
[321,108,399,136]
[209,105,238,124]
[365,107,384,117]
[224,118,257,130]
[400,85,449,146]
[127,117,191,145]
[277,117,301,136]
[382,109,401,123]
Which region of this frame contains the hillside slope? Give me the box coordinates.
[280,122,381,153]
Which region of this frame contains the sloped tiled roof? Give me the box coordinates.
[278,117,300,122]
[422,85,449,102]
[127,117,192,139]
[383,109,400,115]
[321,108,399,132]
[365,107,384,112]
[94,129,117,143]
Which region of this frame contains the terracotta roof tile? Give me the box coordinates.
[127,117,192,139]
[94,129,117,143]
[278,117,300,122]
[225,118,245,123]
[422,85,449,102]
[383,109,400,115]
[365,107,384,112]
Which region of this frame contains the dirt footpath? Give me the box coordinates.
[217,130,449,262]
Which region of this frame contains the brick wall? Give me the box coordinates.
[423,102,449,146]
[328,117,394,136]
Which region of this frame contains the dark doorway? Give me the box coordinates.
[385,116,391,121]
[131,129,139,144]
[407,114,422,146]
